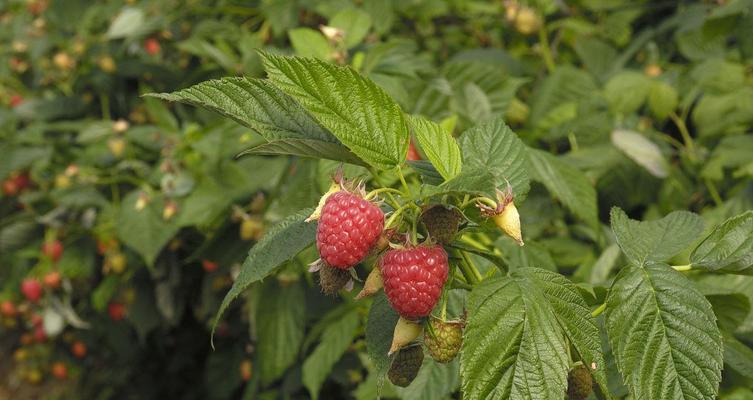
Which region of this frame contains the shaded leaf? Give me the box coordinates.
[691,211,753,274]
[237,138,366,166]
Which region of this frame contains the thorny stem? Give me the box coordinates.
[591,303,607,318]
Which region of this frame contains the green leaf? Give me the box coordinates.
[330,8,372,48]
[213,208,316,335]
[261,52,409,169]
[691,211,753,274]
[647,81,678,120]
[394,357,460,400]
[408,115,461,181]
[256,280,306,385]
[723,333,753,381]
[106,7,146,39]
[604,71,652,114]
[366,292,399,379]
[461,270,570,400]
[605,263,723,400]
[303,309,360,400]
[146,77,335,142]
[610,207,704,267]
[117,191,180,266]
[458,117,529,198]
[528,149,598,228]
[422,166,498,200]
[706,293,751,332]
[529,66,598,126]
[288,28,332,59]
[519,268,611,399]
[610,129,669,178]
[237,138,366,166]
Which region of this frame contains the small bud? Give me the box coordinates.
[107,137,126,158]
[112,119,129,133]
[355,267,383,300]
[389,317,423,355]
[305,181,341,222]
[320,25,344,42]
[135,192,149,210]
[163,200,178,220]
[492,201,523,246]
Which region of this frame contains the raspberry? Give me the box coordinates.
[388,345,424,387]
[420,205,463,244]
[21,278,42,303]
[424,319,463,363]
[318,264,352,295]
[381,245,449,319]
[567,364,593,400]
[316,191,384,269]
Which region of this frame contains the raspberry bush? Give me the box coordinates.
[3,0,753,399]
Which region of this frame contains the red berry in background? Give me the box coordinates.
[51,362,68,379]
[406,141,421,161]
[10,94,24,108]
[202,259,218,273]
[13,172,31,191]
[21,279,43,303]
[108,302,126,321]
[144,38,161,55]
[42,239,64,263]
[316,192,384,269]
[34,325,47,342]
[0,300,16,317]
[2,178,19,196]
[30,313,43,327]
[43,271,61,289]
[380,244,449,319]
[71,341,87,358]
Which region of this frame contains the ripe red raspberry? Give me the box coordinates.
[381,245,448,319]
[316,191,384,269]
[21,278,43,303]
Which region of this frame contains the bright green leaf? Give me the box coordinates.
[604,71,652,114]
[261,52,409,169]
[408,115,461,181]
[147,77,336,142]
[647,81,678,120]
[461,269,570,400]
[605,263,723,400]
[458,117,529,198]
[288,28,332,59]
[117,191,180,266]
[691,211,753,274]
[330,8,372,48]
[610,207,704,266]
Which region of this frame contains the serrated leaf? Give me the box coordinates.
[147,77,335,142]
[611,129,669,178]
[237,138,366,166]
[461,270,569,400]
[422,166,498,200]
[407,160,444,186]
[288,28,332,59]
[528,149,598,228]
[330,8,372,48]
[366,292,400,379]
[458,117,529,198]
[521,268,610,398]
[261,52,409,169]
[213,208,316,335]
[610,207,704,267]
[691,211,753,274]
[408,115,461,181]
[648,81,678,120]
[605,263,723,400]
[395,357,460,400]
[303,309,360,400]
[257,280,305,385]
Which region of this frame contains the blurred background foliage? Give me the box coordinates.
[1,0,752,399]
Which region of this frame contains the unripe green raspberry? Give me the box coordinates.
[423,319,463,363]
[419,205,463,244]
[567,364,593,400]
[388,345,424,387]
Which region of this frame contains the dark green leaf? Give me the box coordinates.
[691,211,753,274]
[237,138,366,166]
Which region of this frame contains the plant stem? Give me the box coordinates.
[704,179,723,207]
[538,23,556,73]
[672,264,692,272]
[385,203,412,228]
[669,112,696,161]
[368,168,399,206]
[460,196,498,210]
[364,187,404,201]
[460,251,483,283]
[591,303,606,318]
[396,166,412,198]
